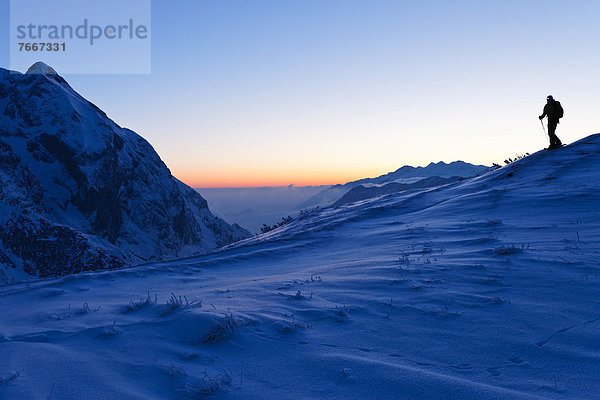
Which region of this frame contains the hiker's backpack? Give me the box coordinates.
[555,101,564,119]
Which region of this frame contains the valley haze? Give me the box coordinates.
[198,161,492,233]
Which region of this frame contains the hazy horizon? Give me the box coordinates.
[193,159,492,188]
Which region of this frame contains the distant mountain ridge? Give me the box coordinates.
[0,62,250,283]
[298,161,492,209]
[349,161,491,186]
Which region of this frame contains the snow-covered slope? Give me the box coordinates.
[0,134,598,399]
[0,63,250,283]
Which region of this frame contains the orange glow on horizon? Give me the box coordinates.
[174,170,378,188]
[167,154,430,188]
[183,176,348,188]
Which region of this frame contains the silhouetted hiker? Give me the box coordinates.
[539,95,563,149]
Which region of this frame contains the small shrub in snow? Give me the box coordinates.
[278,290,313,300]
[167,293,190,308]
[334,306,349,321]
[260,215,293,234]
[278,319,310,334]
[183,352,199,360]
[385,297,395,308]
[50,304,71,320]
[340,367,352,378]
[180,372,233,397]
[503,153,529,165]
[276,282,293,290]
[426,305,460,318]
[491,295,510,305]
[168,364,187,378]
[494,245,524,256]
[298,206,320,219]
[47,382,56,400]
[77,302,101,315]
[292,290,312,300]
[98,321,121,338]
[79,302,90,314]
[0,370,22,386]
[398,251,410,265]
[50,303,101,320]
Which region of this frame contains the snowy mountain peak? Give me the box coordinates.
[0,65,251,283]
[25,61,58,76]
[426,161,445,167]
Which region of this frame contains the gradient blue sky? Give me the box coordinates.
[1,0,599,187]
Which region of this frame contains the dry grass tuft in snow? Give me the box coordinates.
[334,306,350,321]
[203,314,252,344]
[167,364,187,378]
[161,293,202,316]
[277,319,310,334]
[179,371,233,397]
[123,292,157,313]
[77,302,101,315]
[494,245,525,256]
[97,321,121,338]
[0,370,22,387]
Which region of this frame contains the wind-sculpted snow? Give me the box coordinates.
[0,63,250,283]
[0,134,598,399]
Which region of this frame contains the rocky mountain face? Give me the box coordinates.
[0,63,250,283]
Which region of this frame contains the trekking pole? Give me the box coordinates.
[540,119,547,137]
